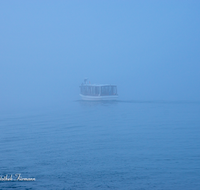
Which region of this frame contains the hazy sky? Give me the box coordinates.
[1,1,200,110]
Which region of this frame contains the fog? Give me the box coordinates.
[1,1,200,111]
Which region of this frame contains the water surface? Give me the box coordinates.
[0,101,200,189]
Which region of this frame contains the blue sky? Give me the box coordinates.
[0,0,200,110]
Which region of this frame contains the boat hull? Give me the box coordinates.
[80,94,118,101]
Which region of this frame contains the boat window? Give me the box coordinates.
[101,86,113,96]
[95,87,100,95]
[81,85,117,96]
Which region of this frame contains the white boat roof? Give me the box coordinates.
[81,84,117,87]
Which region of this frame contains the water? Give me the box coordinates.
[0,101,200,189]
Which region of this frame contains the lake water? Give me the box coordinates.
[0,101,200,189]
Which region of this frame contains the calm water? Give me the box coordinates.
[0,101,200,189]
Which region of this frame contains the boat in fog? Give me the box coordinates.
[80,79,118,100]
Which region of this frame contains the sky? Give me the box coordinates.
[0,0,200,111]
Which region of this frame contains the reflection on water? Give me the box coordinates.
[76,100,118,107]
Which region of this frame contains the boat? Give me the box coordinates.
[79,79,118,100]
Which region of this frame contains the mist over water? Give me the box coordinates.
[1,1,200,111]
[1,1,200,189]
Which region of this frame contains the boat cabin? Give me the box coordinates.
[79,79,118,100]
[80,84,117,96]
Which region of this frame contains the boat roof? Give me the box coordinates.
[81,79,117,87]
[81,84,117,87]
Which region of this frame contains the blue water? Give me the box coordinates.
[0,101,200,189]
